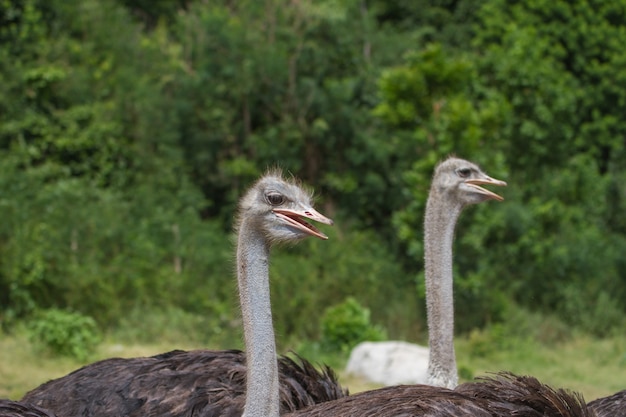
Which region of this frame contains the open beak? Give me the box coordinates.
[272,207,334,240]
[465,176,507,201]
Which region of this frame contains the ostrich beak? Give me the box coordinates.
[273,207,334,240]
[465,176,507,201]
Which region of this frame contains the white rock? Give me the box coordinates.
[345,341,429,386]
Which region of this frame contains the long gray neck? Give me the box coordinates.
[237,219,280,417]
[424,190,462,389]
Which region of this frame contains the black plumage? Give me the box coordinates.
[456,372,595,417]
[285,372,595,417]
[0,399,57,417]
[587,389,626,417]
[23,349,345,416]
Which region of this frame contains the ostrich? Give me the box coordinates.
[23,170,346,416]
[455,372,594,417]
[279,157,592,416]
[345,156,506,389]
[423,157,505,388]
[588,389,626,417]
[0,399,57,417]
[284,372,593,416]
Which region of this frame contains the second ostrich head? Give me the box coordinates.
[429,157,506,206]
[425,157,506,389]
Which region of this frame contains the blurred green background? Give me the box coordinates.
[1,0,625,398]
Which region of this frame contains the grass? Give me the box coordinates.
[0,333,189,399]
[454,333,626,401]
[2,329,624,402]
[338,334,626,401]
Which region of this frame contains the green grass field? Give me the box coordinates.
[2,331,624,402]
[454,334,626,401]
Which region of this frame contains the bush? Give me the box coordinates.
[27,309,102,361]
[320,297,387,353]
[466,304,573,359]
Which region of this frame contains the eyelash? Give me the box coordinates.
[457,168,471,178]
[266,193,285,205]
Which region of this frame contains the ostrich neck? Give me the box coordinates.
[237,220,280,417]
[424,192,462,389]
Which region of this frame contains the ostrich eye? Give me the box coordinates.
[266,192,285,206]
[456,168,471,178]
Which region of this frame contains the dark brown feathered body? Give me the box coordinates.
[284,384,493,417]
[0,399,57,417]
[588,389,626,417]
[456,372,595,417]
[23,349,346,417]
[286,372,595,417]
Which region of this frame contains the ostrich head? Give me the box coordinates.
[425,157,506,389]
[431,157,507,206]
[236,170,334,417]
[237,170,334,245]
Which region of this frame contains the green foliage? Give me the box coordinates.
[167,0,417,233]
[320,297,387,353]
[369,0,487,48]
[270,226,420,345]
[466,305,572,358]
[383,0,626,336]
[475,0,626,174]
[472,156,626,336]
[0,149,228,326]
[1,0,625,348]
[27,309,101,361]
